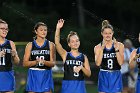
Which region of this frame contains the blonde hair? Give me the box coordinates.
[101,20,113,32]
[0,19,7,24]
[67,31,79,43]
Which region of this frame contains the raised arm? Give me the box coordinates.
[10,41,20,65]
[94,45,103,66]
[114,38,124,65]
[129,49,138,70]
[94,41,106,66]
[55,19,67,61]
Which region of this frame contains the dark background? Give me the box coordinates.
[0,0,140,92]
[0,0,139,61]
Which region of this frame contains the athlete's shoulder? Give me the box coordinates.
[118,42,124,47]
[49,41,55,46]
[94,43,101,51]
[83,54,88,60]
[25,42,32,49]
[9,40,16,48]
[9,40,15,45]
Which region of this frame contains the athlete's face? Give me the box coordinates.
[0,23,8,38]
[101,28,114,41]
[68,35,80,50]
[35,25,47,38]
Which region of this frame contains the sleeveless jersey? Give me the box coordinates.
[30,39,51,69]
[0,40,12,71]
[100,43,121,70]
[63,52,85,80]
[136,47,140,74]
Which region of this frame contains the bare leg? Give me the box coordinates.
[44,92,52,93]
[44,90,52,93]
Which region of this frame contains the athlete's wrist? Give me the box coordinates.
[80,65,83,70]
[12,54,17,57]
[115,49,119,53]
[35,60,39,65]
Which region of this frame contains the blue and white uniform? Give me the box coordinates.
[0,39,15,91]
[26,39,54,92]
[98,43,123,93]
[135,47,140,93]
[61,52,86,93]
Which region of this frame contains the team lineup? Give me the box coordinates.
[0,18,140,93]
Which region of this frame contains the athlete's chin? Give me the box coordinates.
[1,35,6,38]
[39,36,46,39]
[71,48,79,50]
[105,38,112,41]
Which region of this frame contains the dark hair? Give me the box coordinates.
[33,22,47,39]
[34,22,47,32]
[101,20,113,32]
[0,19,7,24]
[67,31,79,43]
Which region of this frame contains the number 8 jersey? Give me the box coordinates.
[101,43,121,70]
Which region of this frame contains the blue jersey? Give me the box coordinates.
[136,47,140,93]
[30,39,51,69]
[101,43,121,70]
[136,47,140,69]
[0,39,12,71]
[26,39,54,92]
[63,52,85,80]
[61,52,86,93]
[0,39,15,91]
[98,43,122,92]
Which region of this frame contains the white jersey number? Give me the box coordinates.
[107,59,113,69]
[36,56,45,66]
[0,56,5,65]
[73,66,79,77]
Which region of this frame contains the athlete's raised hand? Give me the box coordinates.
[113,37,119,50]
[101,39,106,49]
[56,19,64,29]
[134,54,140,61]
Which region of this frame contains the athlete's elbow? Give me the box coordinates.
[23,61,29,67]
[51,61,56,67]
[119,61,124,66]
[48,61,56,67]
[23,63,27,67]
[95,62,101,66]
[129,63,135,70]
[14,59,20,65]
[87,71,91,77]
